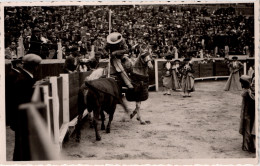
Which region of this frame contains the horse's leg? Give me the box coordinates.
[106,111,114,133]
[106,100,116,133]
[75,113,83,142]
[88,112,94,128]
[93,107,101,141]
[130,106,137,119]
[101,110,105,130]
[76,86,87,142]
[136,101,146,125]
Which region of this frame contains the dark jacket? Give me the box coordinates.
[12,69,36,161]
[28,34,42,55]
[5,67,22,127]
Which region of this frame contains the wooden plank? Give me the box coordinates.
[57,77,63,128]
[195,76,229,81]
[199,63,214,77]
[20,102,59,159]
[60,74,70,124]
[68,73,80,121]
[192,62,199,78]
[155,59,159,91]
[215,61,229,76]
[244,62,247,75]
[69,95,79,121]
[68,109,89,127]
[59,123,69,145]
[50,77,60,144]
[40,85,52,138]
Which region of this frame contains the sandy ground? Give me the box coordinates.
[6,80,256,161]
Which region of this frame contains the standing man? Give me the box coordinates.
[63,47,80,73]
[104,32,133,89]
[12,54,42,161]
[6,58,23,126]
[28,27,42,57]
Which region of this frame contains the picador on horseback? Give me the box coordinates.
[76,32,154,141]
[104,32,134,89]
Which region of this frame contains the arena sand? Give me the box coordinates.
[6,80,256,161]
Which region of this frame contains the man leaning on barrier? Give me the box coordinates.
[12,54,42,161]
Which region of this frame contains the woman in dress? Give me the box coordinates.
[179,58,195,97]
[171,59,181,90]
[162,53,173,95]
[239,75,255,153]
[224,56,243,91]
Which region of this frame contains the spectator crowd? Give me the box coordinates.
[4,4,254,60]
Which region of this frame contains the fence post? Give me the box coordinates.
[243,62,247,75]
[49,76,60,151]
[19,103,59,160]
[155,59,159,91]
[41,85,52,138]
[60,74,70,124]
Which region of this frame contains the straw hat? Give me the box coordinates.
[107,32,123,44]
[22,54,42,64]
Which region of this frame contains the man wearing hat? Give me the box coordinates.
[28,27,43,57]
[12,54,42,161]
[104,32,133,89]
[5,58,23,126]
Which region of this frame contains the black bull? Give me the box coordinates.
[76,73,149,141]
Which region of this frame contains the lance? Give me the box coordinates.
[108,9,112,78]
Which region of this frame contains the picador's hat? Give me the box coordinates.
[107,32,123,44]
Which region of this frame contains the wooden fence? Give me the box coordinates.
[35,72,92,152]
[17,85,59,160]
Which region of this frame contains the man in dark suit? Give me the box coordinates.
[12,54,42,161]
[28,27,43,57]
[5,58,23,127]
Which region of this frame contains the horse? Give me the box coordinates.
[126,52,153,125]
[76,52,153,141]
